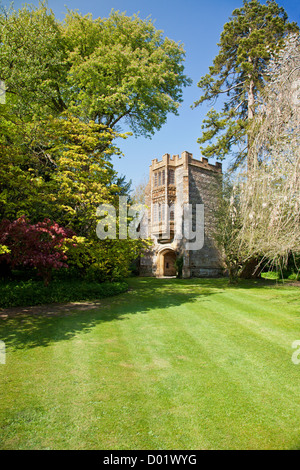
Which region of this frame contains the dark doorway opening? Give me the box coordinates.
[163,251,176,276]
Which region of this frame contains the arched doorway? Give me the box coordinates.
[156,248,177,277]
[163,250,176,276]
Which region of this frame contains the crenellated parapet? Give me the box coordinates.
[150,151,222,174]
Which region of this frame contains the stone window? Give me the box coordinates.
[153,202,165,223]
[158,203,165,222]
[153,203,158,222]
[161,203,165,221]
[168,169,175,184]
[154,170,165,188]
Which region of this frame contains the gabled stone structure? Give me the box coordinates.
[140,151,223,278]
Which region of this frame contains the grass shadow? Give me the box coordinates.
[1,276,296,352]
[0,277,219,351]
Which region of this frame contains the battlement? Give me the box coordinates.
[151,151,222,173]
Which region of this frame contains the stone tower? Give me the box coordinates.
[140,151,223,278]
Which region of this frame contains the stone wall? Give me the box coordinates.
[188,159,223,277]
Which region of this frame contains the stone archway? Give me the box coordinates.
[156,248,177,277]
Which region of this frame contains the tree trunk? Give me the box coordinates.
[247,34,255,173]
[239,258,261,279]
[227,262,240,285]
[247,57,255,174]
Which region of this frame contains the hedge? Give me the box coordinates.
[0,279,128,308]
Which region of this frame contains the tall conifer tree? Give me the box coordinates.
[193,0,298,171]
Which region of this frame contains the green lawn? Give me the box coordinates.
[0,277,299,450]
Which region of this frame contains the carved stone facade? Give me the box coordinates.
[140,151,223,278]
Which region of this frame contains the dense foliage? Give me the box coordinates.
[0,3,184,290]
[0,278,128,308]
[0,217,74,285]
[0,3,190,135]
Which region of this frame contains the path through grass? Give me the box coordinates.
[0,278,299,449]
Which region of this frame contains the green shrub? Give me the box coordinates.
[0,279,128,308]
[288,272,299,281]
[174,256,183,278]
[261,271,280,280]
[262,269,299,281]
[84,263,111,283]
[63,238,148,282]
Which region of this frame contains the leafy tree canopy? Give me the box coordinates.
[0,2,191,137]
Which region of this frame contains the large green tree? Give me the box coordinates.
[193,0,298,170]
[1,3,183,278]
[0,2,191,225]
[0,3,191,137]
[0,1,191,219]
[63,10,191,137]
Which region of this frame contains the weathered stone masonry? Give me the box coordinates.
[140,151,223,278]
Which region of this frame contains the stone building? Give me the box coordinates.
[139,151,223,278]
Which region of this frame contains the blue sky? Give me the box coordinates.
[5,0,300,188]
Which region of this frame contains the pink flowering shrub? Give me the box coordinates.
[0,216,74,285]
